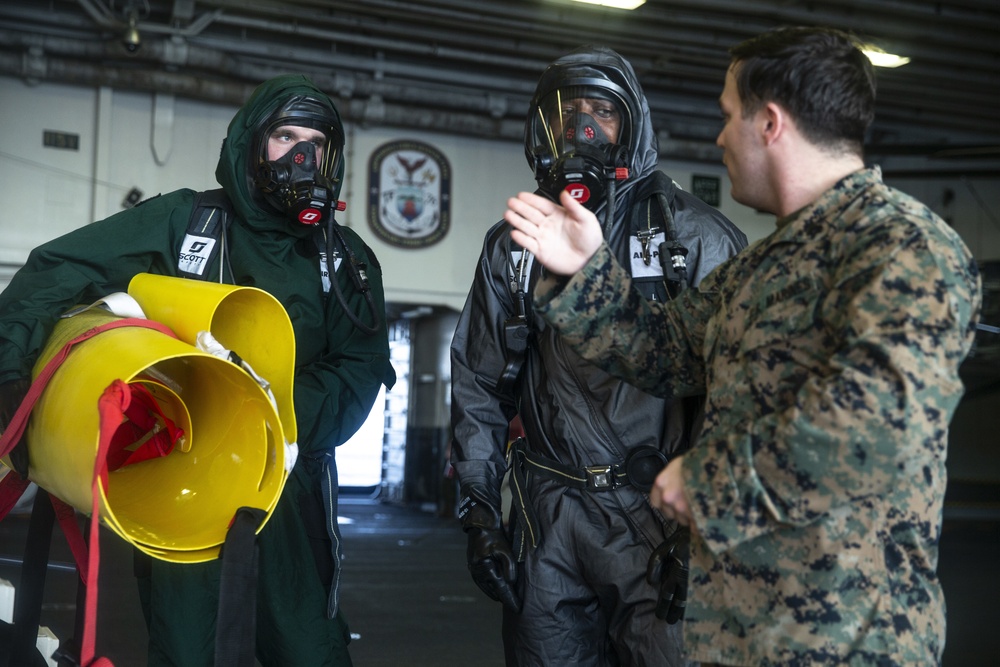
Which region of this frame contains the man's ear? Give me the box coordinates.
[761,101,786,146]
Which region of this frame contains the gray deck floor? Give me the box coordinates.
[1,490,996,666]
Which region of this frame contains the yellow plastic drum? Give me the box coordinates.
[20,275,297,563]
[128,273,297,443]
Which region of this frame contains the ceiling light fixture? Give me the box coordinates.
[569,0,646,9]
[121,5,142,54]
[861,47,910,68]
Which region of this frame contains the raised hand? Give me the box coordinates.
[505,190,604,275]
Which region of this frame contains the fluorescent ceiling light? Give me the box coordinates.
[862,47,911,68]
[570,0,647,9]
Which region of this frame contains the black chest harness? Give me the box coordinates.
[500,186,694,553]
[176,188,343,285]
[176,189,382,336]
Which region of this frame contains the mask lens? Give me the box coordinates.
[532,87,623,158]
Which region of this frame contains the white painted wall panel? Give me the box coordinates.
[0,79,97,262]
[2,74,997,302]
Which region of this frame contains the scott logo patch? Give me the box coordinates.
[178,234,216,276]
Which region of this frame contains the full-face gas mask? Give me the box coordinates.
[525,82,634,213]
[252,95,346,226]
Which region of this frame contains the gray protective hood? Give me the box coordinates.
[523,45,660,206]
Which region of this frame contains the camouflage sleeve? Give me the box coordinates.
[533,241,710,399]
[684,225,981,553]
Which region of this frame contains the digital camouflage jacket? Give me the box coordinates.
[533,167,982,666]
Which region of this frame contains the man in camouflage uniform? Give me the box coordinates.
[502,27,982,666]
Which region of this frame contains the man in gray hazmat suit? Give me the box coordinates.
[450,46,747,666]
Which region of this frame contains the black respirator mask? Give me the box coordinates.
[524,80,634,214]
[254,140,344,226]
[532,112,628,210]
[250,95,346,226]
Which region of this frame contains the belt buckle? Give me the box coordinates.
[585,465,615,491]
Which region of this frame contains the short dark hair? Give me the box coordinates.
[729,27,876,155]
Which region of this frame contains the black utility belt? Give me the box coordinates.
[517,443,667,493]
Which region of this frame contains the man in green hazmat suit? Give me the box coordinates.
[0,75,394,666]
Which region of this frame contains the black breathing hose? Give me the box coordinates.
[603,174,617,238]
[655,192,689,292]
[325,213,382,336]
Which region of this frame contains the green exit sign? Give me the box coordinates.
[691,174,720,207]
[43,130,80,151]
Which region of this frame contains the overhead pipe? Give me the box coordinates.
[76,0,223,38]
[0,29,529,118]
[0,27,722,142]
[12,0,997,93]
[0,49,714,161]
[3,40,996,168]
[389,0,1000,54]
[0,50,528,143]
[101,24,999,141]
[72,0,993,102]
[15,3,997,124]
[314,0,1000,74]
[0,27,733,143]
[0,8,996,166]
[5,46,993,172]
[0,49,252,107]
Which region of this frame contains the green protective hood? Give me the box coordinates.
[215,74,344,237]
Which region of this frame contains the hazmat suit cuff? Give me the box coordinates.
[457,478,503,512]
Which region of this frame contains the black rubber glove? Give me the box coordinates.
[459,493,522,613]
[646,527,690,624]
[0,378,31,477]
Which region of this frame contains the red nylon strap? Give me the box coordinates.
[0,317,177,462]
[105,383,184,473]
[0,471,31,522]
[0,316,176,667]
[78,379,131,667]
[50,494,90,582]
